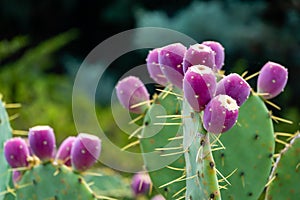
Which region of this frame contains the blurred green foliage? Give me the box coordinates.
[0,30,78,143]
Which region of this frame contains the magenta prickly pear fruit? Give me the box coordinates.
[12,170,22,185]
[55,136,76,166]
[183,65,217,112]
[116,76,150,114]
[158,43,186,89]
[71,133,101,172]
[202,41,225,71]
[28,125,56,162]
[203,94,239,134]
[146,48,168,86]
[216,73,251,106]
[4,137,30,168]
[151,194,165,200]
[183,43,216,73]
[131,171,151,196]
[257,61,288,99]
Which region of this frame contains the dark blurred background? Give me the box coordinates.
[0,0,299,148]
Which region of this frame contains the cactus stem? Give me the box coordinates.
[264,99,281,110]
[5,103,22,109]
[160,149,187,157]
[172,186,187,198]
[12,130,28,136]
[168,135,184,141]
[121,140,140,151]
[159,174,186,188]
[9,113,19,121]
[129,114,145,124]
[166,165,186,171]
[128,126,144,139]
[130,100,153,109]
[155,146,183,151]
[244,71,260,81]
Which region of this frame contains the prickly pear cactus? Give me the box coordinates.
[213,94,275,199]
[265,132,300,200]
[0,97,13,200]
[139,86,186,199]
[116,40,292,200]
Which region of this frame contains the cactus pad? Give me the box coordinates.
[265,132,300,200]
[0,98,13,200]
[213,95,275,199]
[15,164,95,200]
[139,86,186,199]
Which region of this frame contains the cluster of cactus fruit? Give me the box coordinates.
[0,97,134,200]
[116,41,299,200]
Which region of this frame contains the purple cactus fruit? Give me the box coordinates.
[151,194,165,200]
[13,171,22,185]
[216,73,251,106]
[71,133,101,172]
[183,65,217,112]
[146,48,168,86]
[202,41,225,70]
[55,136,76,166]
[28,125,56,161]
[203,94,239,134]
[183,43,216,73]
[4,137,30,168]
[257,61,288,99]
[116,76,150,114]
[158,43,187,89]
[131,171,151,196]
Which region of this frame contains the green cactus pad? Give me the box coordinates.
[0,98,13,200]
[140,86,186,200]
[265,133,300,200]
[182,99,221,200]
[15,163,96,200]
[84,169,132,199]
[213,95,275,199]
